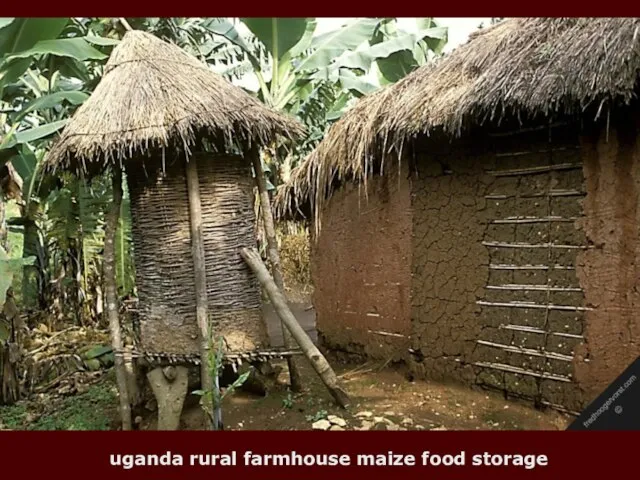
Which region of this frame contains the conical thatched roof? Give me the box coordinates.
[276,17,640,221]
[45,30,303,172]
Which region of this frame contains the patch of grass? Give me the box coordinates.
[0,404,28,429]
[32,381,117,430]
[1,379,117,431]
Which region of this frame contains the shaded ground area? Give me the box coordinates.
[1,301,573,431]
[149,302,572,431]
[149,359,571,431]
[262,301,317,346]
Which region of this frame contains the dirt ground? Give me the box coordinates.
[138,301,572,431]
[140,358,572,431]
[1,300,573,431]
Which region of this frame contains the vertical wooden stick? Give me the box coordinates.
[185,156,213,430]
[104,168,132,430]
[249,146,303,392]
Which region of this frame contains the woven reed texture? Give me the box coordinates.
[127,153,267,355]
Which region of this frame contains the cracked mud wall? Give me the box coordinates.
[408,139,496,385]
[311,159,412,360]
[408,126,591,412]
[575,114,640,404]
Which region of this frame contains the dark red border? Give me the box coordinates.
[3,7,640,17]
[3,430,637,479]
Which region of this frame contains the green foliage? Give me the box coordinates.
[1,16,446,320]
[242,18,308,62]
[305,409,328,422]
[282,389,294,409]
[0,245,35,305]
[203,17,448,184]
[193,335,252,430]
[0,380,116,430]
[115,176,135,297]
[0,403,27,429]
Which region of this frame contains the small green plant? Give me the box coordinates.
[193,335,252,430]
[305,409,328,423]
[282,389,294,409]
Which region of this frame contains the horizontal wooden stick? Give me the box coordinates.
[486,284,582,292]
[490,216,578,224]
[494,146,579,158]
[489,264,575,270]
[487,122,570,137]
[483,241,591,249]
[487,162,582,177]
[474,361,572,382]
[485,189,585,199]
[476,340,573,362]
[499,324,584,339]
[368,330,407,338]
[477,300,592,311]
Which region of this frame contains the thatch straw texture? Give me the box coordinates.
[276,17,640,221]
[45,30,302,172]
[128,153,268,355]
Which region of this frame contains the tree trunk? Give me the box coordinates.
[184,156,214,430]
[249,147,303,392]
[21,218,40,309]
[104,168,132,430]
[0,199,7,251]
[240,247,350,408]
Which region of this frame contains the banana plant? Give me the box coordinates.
[0,17,117,309]
[203,17,448,184]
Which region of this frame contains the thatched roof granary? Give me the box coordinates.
[276,17,640,413]
[46,30,302,172]
[44,30,303,359]
[276,17,640,222]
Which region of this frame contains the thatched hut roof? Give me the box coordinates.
[45,30,303,173]
[276,17,640,221]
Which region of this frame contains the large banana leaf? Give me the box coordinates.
[0,18,69,94]
[296,18,381,71]
[0,18,15,30]
[16,91,88,121]
[241,18,309,62]
[12,119,68,145]
[337,26,448,73]
[8,37,107,61]
[0,18,68,56]
[204,18,262,70]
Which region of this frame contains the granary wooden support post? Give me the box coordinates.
[185,156,214,430]
[104,168,132,430]
[248,146,303,392]
[241,247,350,408]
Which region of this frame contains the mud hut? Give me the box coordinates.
[276,18,640,413]
[44,30,303,424]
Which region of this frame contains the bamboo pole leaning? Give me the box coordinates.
[240,247,350,408]
[249,147,303,392]
[104,168,132,430]
[185,156,214,430]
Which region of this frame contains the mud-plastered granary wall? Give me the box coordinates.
[407,124,592,412]
[311,158,412,361]
[409,118,640,412]
[312,115,640,412]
